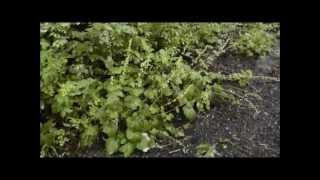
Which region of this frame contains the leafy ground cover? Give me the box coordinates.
[40,22,279,157]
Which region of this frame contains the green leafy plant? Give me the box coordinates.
[195,143,217,157]
[40,120,69,157]
[40,22,277,157]
[230,23,277,57]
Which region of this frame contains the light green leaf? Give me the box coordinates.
[117,132,127,145]
[124,95,142,110]
[196,102,204,111]
[102,120,118,137]
[149,104,160,114]
[110,67,123,74]
[164,113,174,122]
[105,137,119,155]
[126,117,141,130]
[177,94,188,106]
[150,128,160,136]
[119,142,135,157]
[144,88,158,100]
[196,143,216,157]
[136,133,155,152]
[161,85,173,96]
[126,129,141,142]
[103,56,114,70]
[183,123,192,130]
[130,88,144,97]
[176,128,185,137]
[106,95,121,105]
[110,90,124,98]
[183,104,196,121]
[80,125,98,147]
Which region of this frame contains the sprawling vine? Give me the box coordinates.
[40,22,278,157]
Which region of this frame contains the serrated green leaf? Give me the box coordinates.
[110,90,124,98]
[150,128,160,136]
[103,56,114,70]
[126,129,141,142]
[184,84,199,100]
[116,132,127,145]
[104,81,122,93]
[130,88,144,97]
[162,86,173,96]
[102,120,118,137]
[196,143,216,157]
[124,95,142,110]
[164,124,184,137]
[144,88,158,100]
[149,104,160,114]
[183,123,192,130]
[164,113,174,122]
[80,124,98,147]
[110,67,123,74]
[119,142,135,157]
[196,102,204,111]
[183,104,196,121]
[136,133,155,152]
[176,128,185,137]
[105,137,119,155]
[126,117,140,131]
[106,94,121,105]
[177,94,188,106]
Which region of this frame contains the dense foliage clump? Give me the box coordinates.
[40,22,278,157]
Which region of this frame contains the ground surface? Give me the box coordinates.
[72,41,280,158]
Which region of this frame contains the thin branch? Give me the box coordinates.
[252,76,280,82]
[169,149,181,154]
